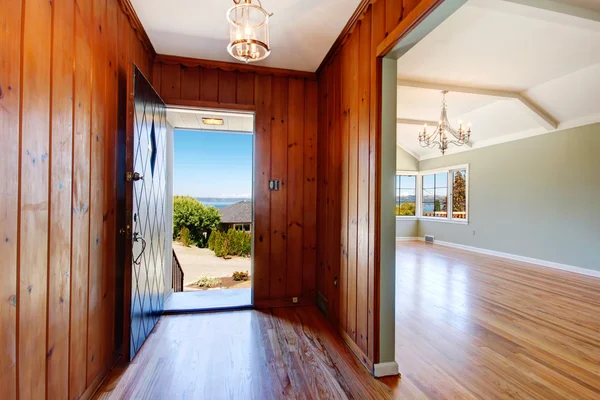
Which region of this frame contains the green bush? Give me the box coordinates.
[209,229,251,258]
[179,226,191,247]
[232,271,249,281]
[173,196,221,247]
[194,276,222,288]
[396,202,416,216]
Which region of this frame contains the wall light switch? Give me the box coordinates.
[269,179,280,191]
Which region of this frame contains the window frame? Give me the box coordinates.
[395,164,469,224]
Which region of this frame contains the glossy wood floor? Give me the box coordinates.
[94,306,392,399]
[384,241,600,399]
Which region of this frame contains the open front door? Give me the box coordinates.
[129,66,168,359]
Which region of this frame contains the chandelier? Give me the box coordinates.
[227,0,272,63]
[418,91,471,155]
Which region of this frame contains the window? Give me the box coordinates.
[233,224,251,232]
[395,164,468,223]
[395,175,416,216]
[452,169,467,220]
[422,173,448,218]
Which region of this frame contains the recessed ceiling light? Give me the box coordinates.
[202,118,224,126]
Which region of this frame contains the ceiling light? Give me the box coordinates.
[418,91,471,155]
[227,0,272,63]
[202,118,224,126]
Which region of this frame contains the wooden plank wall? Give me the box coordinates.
[152,59,318,307]
[0,0,153,399]
[316,0,421,370]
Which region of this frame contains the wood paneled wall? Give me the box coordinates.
[152,58,318,307]
[316,0,422,370]
[0,0,153,399]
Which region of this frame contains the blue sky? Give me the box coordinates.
[174,129,252,198]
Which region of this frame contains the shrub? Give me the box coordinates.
[173,196,221,247]
[209,229,251,258]
[194,276,222,288]
[208,228,217,250]
[179,226,191,247]
[232,271,249,281]
[396,202,416,216]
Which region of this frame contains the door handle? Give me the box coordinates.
[132,232,146,265]
[126,172,144,182]
[132,172,144,181]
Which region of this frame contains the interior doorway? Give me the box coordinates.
[163,108,254,312]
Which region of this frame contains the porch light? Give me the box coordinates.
[202,118,224,126]
[226,0,272,63]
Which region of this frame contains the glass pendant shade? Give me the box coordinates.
[227,0,271,63]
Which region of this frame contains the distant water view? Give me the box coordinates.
[196,197,251,209]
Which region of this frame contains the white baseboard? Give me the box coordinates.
[373,361,399,377]
[434,240,600,279]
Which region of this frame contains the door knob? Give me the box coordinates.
[126,172,144,182]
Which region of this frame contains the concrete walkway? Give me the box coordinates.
[172,242,251,285]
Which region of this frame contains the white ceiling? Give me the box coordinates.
[167,108,254,133]
[130,0,362,72]
[396,0,600,160]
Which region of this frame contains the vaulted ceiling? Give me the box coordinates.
[396,0,600,160]
[130,0,362,72]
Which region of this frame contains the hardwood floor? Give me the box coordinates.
[95,242,600,399]
[94,306,392,399]
[385,241,600,399]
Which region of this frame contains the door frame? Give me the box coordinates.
[372,0,463,371]
[165,101,257,308]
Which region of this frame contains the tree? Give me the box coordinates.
[453,171,466,212]
[173,196,221,247]
[396,202,416,216]
[434,198,447,212]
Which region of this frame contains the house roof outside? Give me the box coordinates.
[219,200,252,224]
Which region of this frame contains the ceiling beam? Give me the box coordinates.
[397,79,559,131]
[397,118,439,126]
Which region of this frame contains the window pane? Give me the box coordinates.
[423,174,434,189]
[434,194,447,217]
[397,201,416,216]
[396,175,416,216]
[435,172,447,187]
[452,169,467,219]
[423,201,434,217]
[400,175,416,189]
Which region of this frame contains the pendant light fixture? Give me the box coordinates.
[226,0,272,63]
[418,91,472,155]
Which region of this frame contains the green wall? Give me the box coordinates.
[417,123,600,272]
[379,58,397,364]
